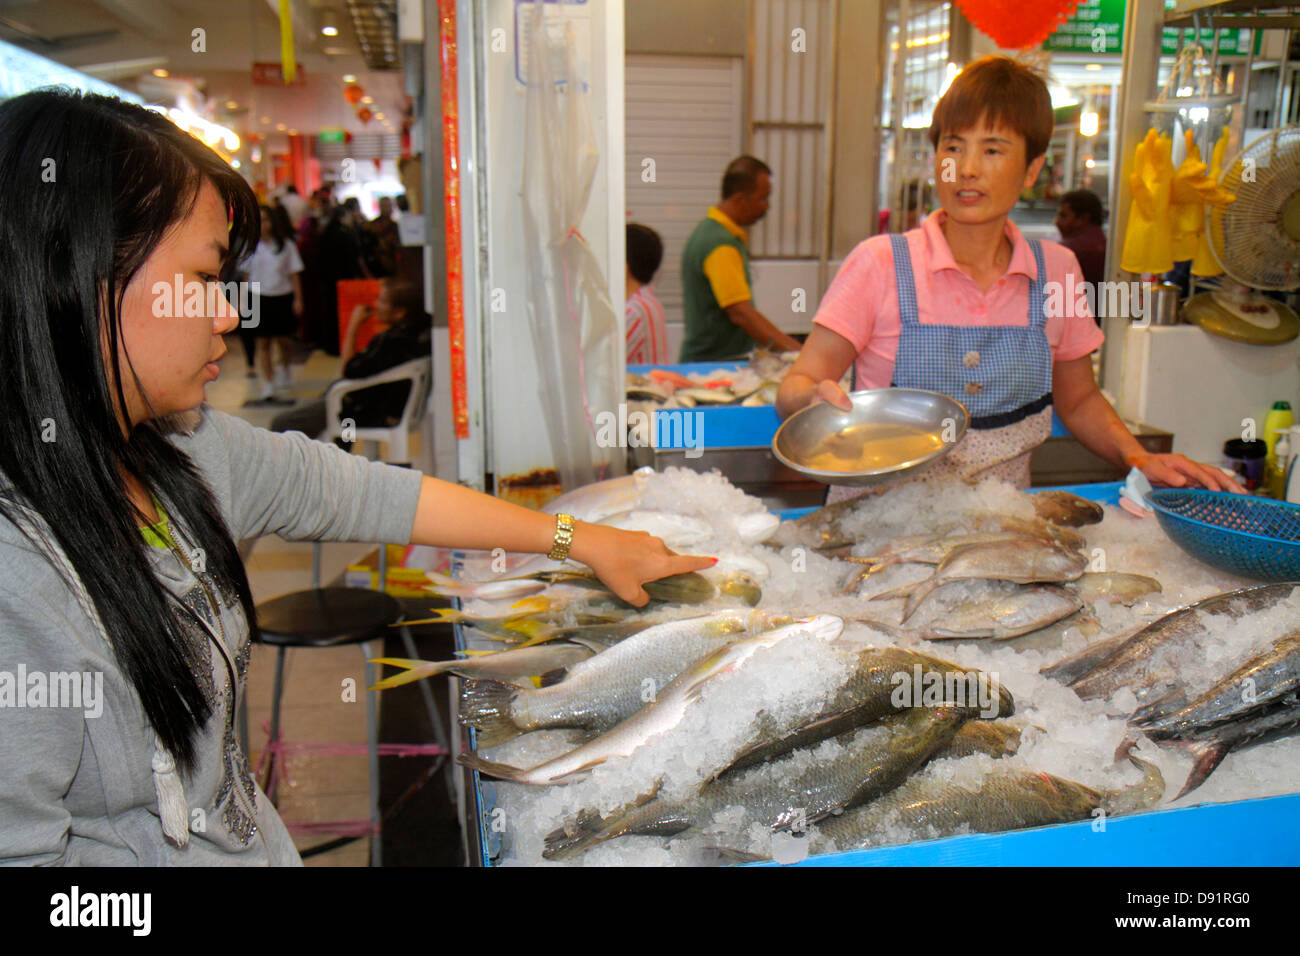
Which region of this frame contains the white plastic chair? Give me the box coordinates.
[323,357,433,467]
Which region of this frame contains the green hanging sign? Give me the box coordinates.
[1043,0,1262,56]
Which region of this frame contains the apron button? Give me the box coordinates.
[965,382,983,395]
[963,350,981,368]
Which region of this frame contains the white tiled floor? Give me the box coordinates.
[210,337,381,867]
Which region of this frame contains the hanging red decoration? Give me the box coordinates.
[343,130,353,145]
[357,107,373,124]
[343,84,364,105]
[952,0,1082,50]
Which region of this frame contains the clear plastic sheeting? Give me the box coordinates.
[519,2,621,491]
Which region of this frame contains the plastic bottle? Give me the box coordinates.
[1264,400,1294,464]
[1272,429,1293,499]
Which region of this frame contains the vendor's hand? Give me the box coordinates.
[292,297,304,318]
[1130,452,1245,494]
[811,379,853,412]
[569,521,717,607]
[348,303,373,328]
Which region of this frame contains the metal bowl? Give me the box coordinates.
[772,388,969,486]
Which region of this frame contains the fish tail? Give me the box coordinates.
[458,679,523,748]
[502,619,555,647]
[1107,739,1168,812]
[868,581,919,603]
[542,809,621,860]
[900,576,940,623]
[367,658,442,690]
[1171,739,1230,801]
[456,752,532,783]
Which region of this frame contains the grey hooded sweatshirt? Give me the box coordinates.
[0,407,423,865]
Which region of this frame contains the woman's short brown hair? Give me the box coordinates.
[929,56,1053,163]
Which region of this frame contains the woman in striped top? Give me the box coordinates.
[625,223,668,365]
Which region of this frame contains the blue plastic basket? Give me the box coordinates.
[1147,489,1300,581]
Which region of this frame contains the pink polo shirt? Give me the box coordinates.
[814,211,1105,390]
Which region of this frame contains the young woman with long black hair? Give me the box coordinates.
[0,90,709,865]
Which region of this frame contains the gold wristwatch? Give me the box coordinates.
[547,513,576,561]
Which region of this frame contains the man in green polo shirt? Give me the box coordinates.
[680,155,802,362]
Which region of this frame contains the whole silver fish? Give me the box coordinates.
[718,646,1015,776]
[542,472,648,522]
[872,540,1088,622]
[1070,572,1163,606]
[816,746,1163,852]
[458,610,791,746]
[542,707,971,859]
[1066,584,1300,701]
[913,584,1083,641]
[458,615,845,785]
[1002,611,1101,652]
[518,569,720,607]
[1134,628,1300,738]
[841,532,1043,594]
[369,643,596,690]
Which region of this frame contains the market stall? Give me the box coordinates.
[434,473,1300,867]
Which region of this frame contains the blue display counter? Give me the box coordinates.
[456,480,1296,866]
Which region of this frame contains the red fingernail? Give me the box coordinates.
[708,557,719,566]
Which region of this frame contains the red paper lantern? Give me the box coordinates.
[357,107,373,125]
[343,84,364,105]
[953,0,1082,50]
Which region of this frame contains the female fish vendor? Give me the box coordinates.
[776,56,1241,502]
[0,91,712,865]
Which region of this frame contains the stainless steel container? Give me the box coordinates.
[1150,282,1182,326]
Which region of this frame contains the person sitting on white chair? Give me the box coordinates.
[271,277,431,449]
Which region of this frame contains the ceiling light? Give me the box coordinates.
[318,6,341,39]
[361,95,373,104]
[342,74,357,83]
[275,123,287,131]
[225,100,238,109]
[153,68,169,78]
[1086,64,1102,71]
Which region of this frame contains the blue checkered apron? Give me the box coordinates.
[888,233,1053,426]
[826,233,1055,504]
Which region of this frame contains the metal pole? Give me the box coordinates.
[1240,27,1257,129]
[891,0,909,232]
[1273,30,1291,126]
[818,0,840,298]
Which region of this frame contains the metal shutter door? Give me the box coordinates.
[625,54,744,355]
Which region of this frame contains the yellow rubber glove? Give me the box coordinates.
[1192,127,1236,277]
[1169,130,1209,262]
[1121,129,1175,275]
